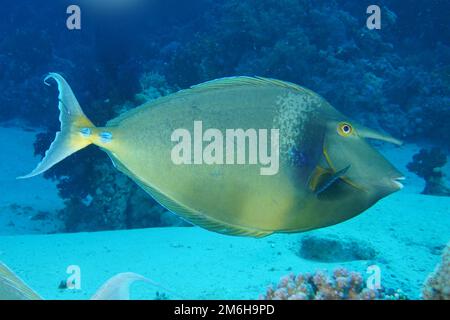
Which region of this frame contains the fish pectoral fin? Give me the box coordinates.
[311,165,353,196]
[308,165,334,192]
[320,145,367,193]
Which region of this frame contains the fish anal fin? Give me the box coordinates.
[138,181,273,238]
[108,155,272,238]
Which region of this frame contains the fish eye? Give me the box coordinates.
[337,122,353,136]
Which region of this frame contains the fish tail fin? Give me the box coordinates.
[90,272,147,300]
[90,272,185,300]
[17,73,96,179]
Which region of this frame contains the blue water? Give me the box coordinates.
[0,0,449,300]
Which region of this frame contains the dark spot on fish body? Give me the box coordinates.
[314,165,351,196]
[288,146,309,167]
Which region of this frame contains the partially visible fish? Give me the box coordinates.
[0,261,161,300]
[91,273,150,300]
[0,262,42,300]
[91,272,183,300]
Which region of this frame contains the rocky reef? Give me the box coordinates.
[2,0,449,146]
[297,234,378,262]
[164,0,450,146]
[260,267,407,300]
[422,242,450,300]
[407,148,450,196]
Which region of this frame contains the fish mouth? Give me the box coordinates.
[391,176,405,190]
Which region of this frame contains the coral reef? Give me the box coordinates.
[407,148,450,196]
[164,0,450,146]
[134,72,173,104]
[261,268,407,300]
[297,234,378,262]
[1,0,449,148]
[422,242,450,300]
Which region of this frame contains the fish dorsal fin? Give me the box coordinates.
[0,262,43,300]
[108,154,272,238]
[188,76,307,93]
[107,76,311,127]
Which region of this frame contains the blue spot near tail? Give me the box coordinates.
[80,128,91,137]
[100,131,113,143]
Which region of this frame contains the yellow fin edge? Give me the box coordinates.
[108,153,273,238]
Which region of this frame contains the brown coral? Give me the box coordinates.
[422,242,450,300]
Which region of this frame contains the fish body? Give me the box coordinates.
[21,74,404,237]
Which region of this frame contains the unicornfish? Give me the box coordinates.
[20,73,405,237]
